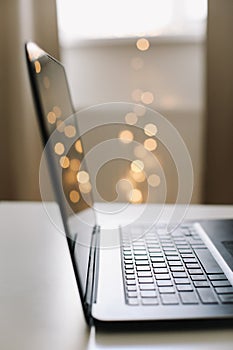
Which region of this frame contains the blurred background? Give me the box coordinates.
[0,0,232,205]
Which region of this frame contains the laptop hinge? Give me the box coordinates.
[84,225,100,321]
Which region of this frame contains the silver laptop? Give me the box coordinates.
[25,42,233,328]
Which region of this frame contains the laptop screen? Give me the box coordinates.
[25,42,96,299]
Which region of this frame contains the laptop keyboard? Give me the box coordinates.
[121,224,233,306]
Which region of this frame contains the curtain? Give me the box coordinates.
[0,0,59,200]
[204,0,233,204]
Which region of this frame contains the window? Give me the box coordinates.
[56,0,207,45]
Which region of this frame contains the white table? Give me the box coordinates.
[0,202,233,350]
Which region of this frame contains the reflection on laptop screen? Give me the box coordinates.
[25,42,96,297]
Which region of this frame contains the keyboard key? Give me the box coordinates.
[157,280,173,287]
[178,249,192,254]
[148,248,161,253]
[138,277,154,284]
[126,274,136,280]
[139,284,156,291]
[174,278,190,285]
[180,292,199,304]
[134,250,147,255]
[176,284,193,292]
[218,294,233,304]
[126,280,136,285]
[183,258,197,263]
[215,287,233,294]
[188,269,203,275]
[193,281,210,288]
[211,280,231,287]
[127,285,137,291]
[124,260,133,265]
[124,264,134,269]
[161,294,179,305]
[165,251,179,256]
[142,298,159,305]
[135,260,150,266]
[180,254,194,258]
[194,248,222,274]
[208,274,227,281]
[124,256,133,261]
[176,245,189,250]
[186,263,200,269]
[135,255,149,260]
[149,252,163,257]
[168,261,183,266]
[159,287,175,293]
[163,247,177,252]
[197,288,218,304]
[138,271,152,277]
[172,272,187,278]
[123,251,132,256]
[128,299,139,305]
[166,256,180,261]
[170,266,185,272]
[151,257,165,263]
[154,268,168,274]
[136,265,150,271]
[152,262,166,268]
[191,275,207,281]
[125,269,134,274]
[155,274,171,280]
[127,291,138,298]
[141,290,157,298]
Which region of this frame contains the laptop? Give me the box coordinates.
[25,41,233,328]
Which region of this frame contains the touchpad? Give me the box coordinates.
[199,219,233,271]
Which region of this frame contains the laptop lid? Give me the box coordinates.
[25,42,97,320]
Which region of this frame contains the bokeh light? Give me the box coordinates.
[144,138,157,151]
[119,130,134,144]
[136,38,150,51]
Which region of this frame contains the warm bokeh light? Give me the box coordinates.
[144,123,158,137]
[59,156,70,168]
[47,111,56,124]
[148,174,161,187]
[79,182,92,194]
[131,160,144,173]
[144,138,157,151]
[131,88,143,102]
[54,142,65,155]
[53,106,62,117]
[34,60,41,73]
[119,130,134,144]
[69,190,80,203]
[75,140,83,153]
[117,178,133,193]
[136,38,150,51]
[131,57,144,71]
[70,158,80,171]
[131,171,146,183]
[77,170,90,184]
[141,91,154,104]
[129,188,143,203]
[43,76,50,89]
[64,125,76,138]
[125,112,138,125]
[133,104,146,117]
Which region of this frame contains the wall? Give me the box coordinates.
[204,0,233,204]
[60,37,206,203]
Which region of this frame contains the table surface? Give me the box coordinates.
[0,201,233,350]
